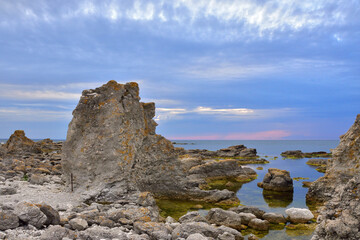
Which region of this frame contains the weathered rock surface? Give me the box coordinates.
[61,81,240,204]
[171,222,243,240]
[257,168,293,192]
[14,202,47,228]
[308,115,360,240]
[206,208,242,230]
[0,210,19,230]
[229,206,265,219]
[262,212,286,224]
[3,130,35,154]
[179,211,208,223]
[285,208,314,223]
[248,218,269,231]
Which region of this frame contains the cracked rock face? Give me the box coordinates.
[62,81,184,199]
[61,81,240,203]
[308,114,360,240]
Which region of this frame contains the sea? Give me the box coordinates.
[173,140,339,240]
[1,139,339,239]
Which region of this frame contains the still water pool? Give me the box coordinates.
[172,140,339,240]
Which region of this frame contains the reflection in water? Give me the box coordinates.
[262,190,293,208]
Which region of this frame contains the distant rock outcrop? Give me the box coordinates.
[308,114,360,240]
[4,130,35,154]
[62,81,251,203]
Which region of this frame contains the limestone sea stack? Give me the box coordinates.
[308,114,360,240]
[61,80,245,203]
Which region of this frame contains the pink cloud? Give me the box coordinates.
[168,130,291,140]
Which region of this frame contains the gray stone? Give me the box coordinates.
[229,206,265,219]
[38,204,60,226]
[285,208,314,223]
[40,225,75,240]
[206,208,242,230]
[179,211,208,223]
[237,212,256,225]
[29,174,49,185]
[14,202,47,228]
[69,217,88,230]
[133,221,171,240]
[257,168,293,192]
[262,212,286,224]
[218,232,236,240]
[186,233,208,240]
[165,216,176,224]
[0,211,19,230]
[248,219,269,231]
[78,225,128,239]
[0,187,16,195]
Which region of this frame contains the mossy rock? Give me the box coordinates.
[155,199,239,220]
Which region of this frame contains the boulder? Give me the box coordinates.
[257,168,293,192]
[69,217,88,230]
[37,204,60,226]
[14,202,47,228]
[229,206,265,219]
[285,208,314,223]
[179,211,208,223]
[172,222,243,240]
[186,233,208,240]
[29,174,50,185]
[0,211,19,230]
[237,212,256,225]
[281,150,304,158]
[77,225,129,239]
[40,225,75,240]
[206,208,242,230]
[262,212,286,224]
[248,218,269,231]
[134,221,171,240]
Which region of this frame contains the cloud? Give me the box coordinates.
[169,130,292,140]
[1,0,357,41]
[0,108,72,121]
[155,106,296,121]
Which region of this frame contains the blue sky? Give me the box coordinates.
[0,0,359,140]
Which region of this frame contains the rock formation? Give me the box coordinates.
[62,80,253,203]
[257,168,293,192]
[308,114,360,240]
[3,130,35,154]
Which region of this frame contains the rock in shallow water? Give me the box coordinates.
[285,208,314,223]
[257,168,293,192]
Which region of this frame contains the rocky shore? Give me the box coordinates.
[0,81,357,240]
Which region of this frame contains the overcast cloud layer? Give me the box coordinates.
[0,0,359,139]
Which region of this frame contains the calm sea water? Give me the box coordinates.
[173,140,339,240]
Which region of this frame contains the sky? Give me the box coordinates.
[0,0,359,140]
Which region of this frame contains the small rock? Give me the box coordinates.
[0,186,17,195]
[285,208,314,223]
[179,211,208,223]
[248,219,269,231]
[38,204,60,225]
[206,208,242,230]
[262,212,286,224]
[29,174,49,185]
[14,202,47,228]
[186,233,208,240]
[0,211,19,230]
[237,212,256,225]
[69,217,88,230]
[247,234,259,240]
